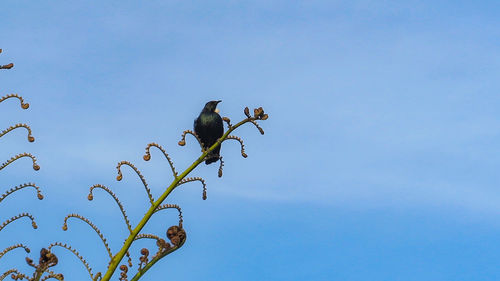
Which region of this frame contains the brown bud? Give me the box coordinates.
[87,193,94,201]
[143,154,151,161]
[167,225,180,240]
[32,221,38,229]
[244,107,250,117]
[37,193,44,200]
[261,114,268,120]
[28,136,35,142]
[178,140,186,146]
[33,164,40,171]
[62,224,68,231]
[119,265,128,272]
[22,103,30,109]
[116,174,122,181]
[170,236,180,246]
[140,248,149,256]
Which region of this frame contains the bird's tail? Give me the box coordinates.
[205,150,220,165]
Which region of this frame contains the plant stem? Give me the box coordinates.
[129,236,186,281]
[100,117,253,281]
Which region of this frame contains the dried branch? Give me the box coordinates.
[176,177,207,200]
[0,244,30,261]
[88,184,132,233]
[0,182,44,204]
[0,213,37,232]
[62,214,112,259]
[48,242,95,280]
[0,152,40,171]
[116,161,154,205]
[0,94,30,109]
[142,143,177,178]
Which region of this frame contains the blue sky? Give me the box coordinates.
[1,1,500,280]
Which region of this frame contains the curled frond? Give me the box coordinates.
[119,264,128,281]
[0,124,34,142]
[41,273,64,281]
[0,182,44,204]
[0,153,40,171]
[134,234,162,242]
[249,120,265,135]
[88,184,132,233]
[0,94,29,109]
[154,204,183,227]
[125,251,133,268]
[224,135,247,158]
[116,161,154,205]
[0,244,30,261]
[176,177,207,200]
[0,213,37,232]
[48,242,94,280]
[143,143,178,177]
[62,214,112,258]
[218,157,224,178]
[0,269,20,281]
[222,117,232,129]
[178,130,204,149]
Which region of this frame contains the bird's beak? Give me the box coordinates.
[215,100,222,113]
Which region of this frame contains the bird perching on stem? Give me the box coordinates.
[194,100,224,164]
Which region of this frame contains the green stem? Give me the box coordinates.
[130,236,186,281]
[100,117,253,281]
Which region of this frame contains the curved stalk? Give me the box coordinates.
[100,117,257,281]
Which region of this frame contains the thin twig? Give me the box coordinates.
[176,177,207,200]
[88,184,132,233]
[0,123,35,142]
[0,244,30,261]
[0,94,29,109]
[143,143,178,178]
[0,213,37,232]
[0,152,40,171]
[49,242,96,280]
[0,182,43,204]
[154,204,183,227]
[116,161,154,205]
[62,214,113,259]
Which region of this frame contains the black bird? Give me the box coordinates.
[194,100,224,164]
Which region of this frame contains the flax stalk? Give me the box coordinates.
[100,117,257,281]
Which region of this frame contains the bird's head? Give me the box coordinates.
[204,100,222,113]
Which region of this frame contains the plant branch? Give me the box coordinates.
[100,115,263,281]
